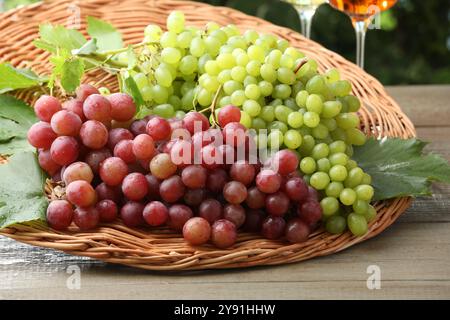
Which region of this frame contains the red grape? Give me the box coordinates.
[170,140,194,167]
[298,201,322,225]
[76,84,99,101]
[122,172,148,201]
[38,149,61,175]
[50,136,79,166]
[256,169,282,194]
[132,134,155,160]
[46,200,73,230]
[218,105,241,127]
[229,160,255,186]
[182,111,210,135]
[143,201,169,226]
[306,186,319,202]
[62,99,85,121]
[85,148,112,173]
[120,201,145,227]
[245,187,266,209]
[201,144,221,169]
[130,119,147,136]
[218,143,235,167]
[34,95,62,122]
[261,216,286,240]
[99,157,128,186]
[271,149,299,176]
[168,204,193,231]
[79,120,108,149]
[96,199,118,222]
[265,191,290,216]
[223,181,247,204]
[169,118,184,132]
[285,218,310,243]
[181,165,207,189]
[114,140,136,164]
[73,206,100,230]
[223,204,245,228]
[243,209,266,232]
[198,198,223,224]
[145,174,161,200]
[159,175,185,203]
[50,110,82,136]
[66,180,97,207]
[183,188,208,207]
[284,177,308,202]
[63,161,94,185]
[192,130,214,148]
[107,93,136,122]
[83,94,111,123]
[27,121,57,149]
[211,219,237,249]
[183,217,211,245]
[149,153,176,179]
[108,128,134,150]
[222,122,246,147]
[146,117,171,141]
[95,182,122,203]
[206,168,228,193]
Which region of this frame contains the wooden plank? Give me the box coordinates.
[386,85,450,127]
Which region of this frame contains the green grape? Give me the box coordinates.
[279,54,294,68]
[244,30,258,43]
[277,67,295,84]
[133,73,148,89]
[168,95,182,110]
[330,80,352,97]
[175,110,186,119]
[259,81,273,97]
[152,85,169,104]
[295,90,308,108]
[205,60,220,76]
[276,39,289,52]
[306,75,326,94]
[161,47,181,64]
[325,181,344,198]
[274,105,292,123]
[228,36,247,49]
[321,118,337,131]
[198,53,212,73]
[240,111,252,128]
[311,124,329,139]
[300,157,316,174]
[219,96,232,107]
[305,94,323,113]
[364,205,377,222]
[141,86,152,101]
[179,55,198,75]
[303,111,320,128]
[230,66,246,82]
[336,113,360,129]
[345,144,354,157]
[346,128,367,146]
[310,172,330,190]
[206,22,220,33]
[325,68,340,83]
[353,200,369,215]
[260,105,275,122]
[284,47,303,60]
[197,88,213,106]
[317,158,331,172]
[269,98,283,107]
[205,36,221,56]
[330,128,347,141]
[167,11,185,33]
[345,167,364,188]
[252,117,266,130]
[266,49,282,68]
[155,65,174,87]
[329,152,349,166]
[322,101,342,118]
[243,75,258,87]
[345,159,357,170]
[287,111,303,128]
[260,63,277,82]
[329,140,346,154]
[325,215,346,234]
[284,129,302,149]
[361,173,372,185]
[273,84,291,99]
[181,89,195,110]
[321,197,340,217]
[291,82,304,98]
[296,62,310,78]
[235,53,250,67]
[216,53,235,69]
[181,81,196,95]
[268,130,284,149]
[144,24,163,40]
[223,80,243,95]
[245,84,261,100]
[347,213,368,236]
[203,76,220,92]
[340,188,357,206]
[160,31,177,48]
[177,31,192,48]
[298,135,315,155]
[211,29,227,43]
[329,164,347,181]
[153,104,174,118]
[230,90,246,106]
[218,70,232,84]
[246,60,261,77]
[355,184,374,201]
[311,143,329,160]
[243,100,261,117]
[344,95,361,112]
[190,37,206,57]
[284,98,297,110]
[247,45,265,62]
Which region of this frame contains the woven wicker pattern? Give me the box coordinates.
[0,0,415,270]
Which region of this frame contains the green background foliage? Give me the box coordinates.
[1,0,449,85]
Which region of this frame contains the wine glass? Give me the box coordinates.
[282,0,328,39]
[328,0,398,69]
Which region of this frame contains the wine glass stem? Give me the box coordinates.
[298,9,315,39]
[354,20,367,69]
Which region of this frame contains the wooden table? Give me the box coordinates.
[1,85,449,300]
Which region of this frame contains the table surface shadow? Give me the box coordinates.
[1,85,449,300]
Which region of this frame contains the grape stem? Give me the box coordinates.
[294,58,308,74]
[199,85,222,127]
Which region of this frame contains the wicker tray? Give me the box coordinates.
[0,0,415,270]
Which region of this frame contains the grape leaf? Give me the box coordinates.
[34,23,86,53]
[353,137,450,201]
[0,95,37,155]
[61,57,84,93]
[72,39,98,56]
[0,63,45,94]
[87,16,123,52]
[121,73,144,109]
[0,151,48,229]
